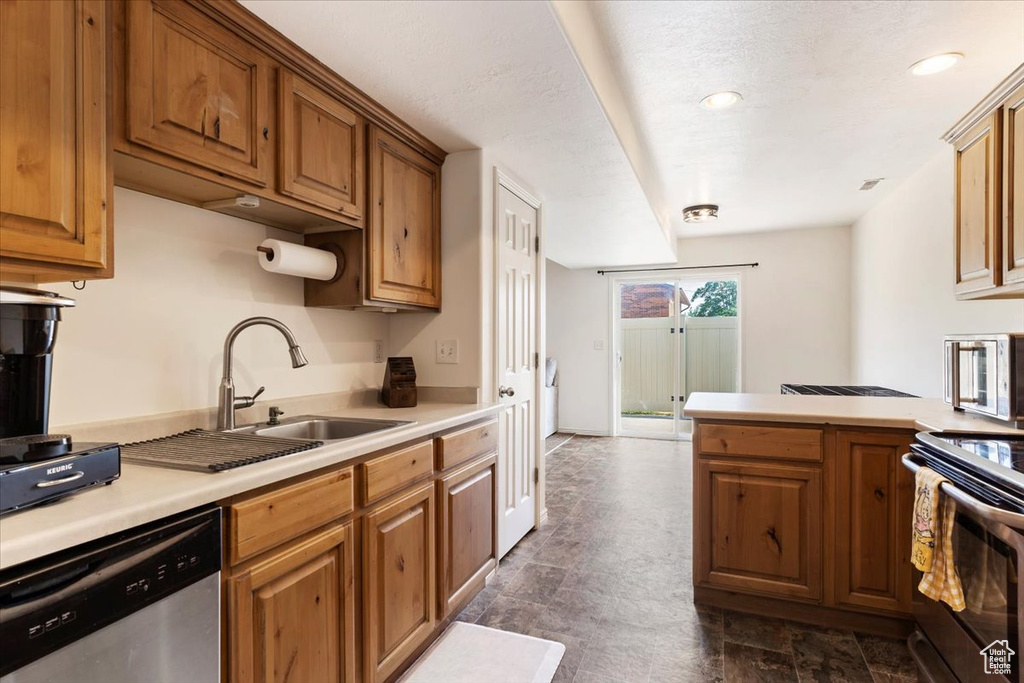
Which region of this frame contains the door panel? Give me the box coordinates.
[438,456,497,617]
[126,0,269,185]
[278,70,364,222]
[229,522,355,683]
[496,184,538,557]
[954,113,1001,295]
[697,459,822,600]
[0,0,111,271]
[834,430,914,614]
[1005,84,1024,284]
[367,126,441,308]
[362,481,435,683]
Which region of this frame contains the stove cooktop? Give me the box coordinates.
[913,432,1024,508]
[781,384,918,398]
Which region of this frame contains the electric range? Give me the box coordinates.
[780,383,918,398]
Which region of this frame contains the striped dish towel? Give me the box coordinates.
[914,467,965,612]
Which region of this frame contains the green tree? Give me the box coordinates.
[688,280,737,317]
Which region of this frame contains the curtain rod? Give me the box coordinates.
[596,262,759,275]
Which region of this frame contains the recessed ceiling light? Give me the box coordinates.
[700,91,742,109]
[683,204,719,223]
[909,52,964,76]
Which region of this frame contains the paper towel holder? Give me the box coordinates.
[256,243,346,283]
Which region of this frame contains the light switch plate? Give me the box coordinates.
[437,339,459,364]
[373,340,385,363]
[594,340,605,350]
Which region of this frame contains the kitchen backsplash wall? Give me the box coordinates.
[46,188,390,426]
[851,150,1024,398]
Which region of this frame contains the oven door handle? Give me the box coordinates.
[902,453,1024,530]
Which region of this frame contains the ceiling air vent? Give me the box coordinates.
[859,178,884,191]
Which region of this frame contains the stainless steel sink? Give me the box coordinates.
[238,416,413,441]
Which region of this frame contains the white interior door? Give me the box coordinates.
[496,183,538,557]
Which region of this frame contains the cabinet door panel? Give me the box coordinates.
[696,460,821,601]
[0,0,111,272]
[834,430,914,615]
[367,126,441,308]
[955,113,1002,295]
[439,456,496,617]
[278,71,364,222]
[126,0,269,185]
[1005,84,1024,285]
[230,522,355,683]
[363,481,436,683]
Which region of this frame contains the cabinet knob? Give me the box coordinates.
[263,126,269,140]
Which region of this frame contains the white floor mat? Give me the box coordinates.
[398,622,565,683]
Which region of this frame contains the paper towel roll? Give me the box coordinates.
[257,239,338,281]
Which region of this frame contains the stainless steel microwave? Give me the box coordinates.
[944,334,1024,427]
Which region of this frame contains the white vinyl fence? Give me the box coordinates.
[620,316,738,413]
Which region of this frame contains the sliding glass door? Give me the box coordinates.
[614,275,741,439]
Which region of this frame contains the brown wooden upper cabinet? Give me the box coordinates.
[1004,82,1024,286]
[0,0,113,283]
[125,0,270,186]
[278,70,365,225]
[367,126,442,309]
[946,65,1024,299]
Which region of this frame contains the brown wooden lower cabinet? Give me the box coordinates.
[362,480,436,683]
[693,419,916,632]
[697,459,822,601]
[228,521,355,683]
[438,455,497,618]
[833,429,915,614]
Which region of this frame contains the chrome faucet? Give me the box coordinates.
[217,317,308,430]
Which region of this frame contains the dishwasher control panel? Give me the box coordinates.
[0,507,220,677]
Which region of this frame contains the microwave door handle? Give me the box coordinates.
[902,453,1024,530]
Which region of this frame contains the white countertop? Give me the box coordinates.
[683,392,1023,434]
[0,402,500,571]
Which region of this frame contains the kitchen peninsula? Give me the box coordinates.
[683,392,1021,637]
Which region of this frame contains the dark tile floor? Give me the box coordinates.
[456,436,921,683]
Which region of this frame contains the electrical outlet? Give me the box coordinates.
[373,340,385,363]
[436,339,460,364]
[594,340,605,350]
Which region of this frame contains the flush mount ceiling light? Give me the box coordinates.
[683,204,719,223]
[700,91,742,109]
[909,52,964,76]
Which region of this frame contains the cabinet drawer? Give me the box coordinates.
[229,467,353,565]
[699,423,823,462]
[437,420,498,470]
[362,441,434,504]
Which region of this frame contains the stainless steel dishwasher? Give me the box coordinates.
[0,507,221,683]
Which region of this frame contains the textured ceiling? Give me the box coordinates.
[238,0,674,268]
[588,0,1024,238]
[239,0,1024,265]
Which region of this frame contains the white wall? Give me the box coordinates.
[47,188,390,426]
[547,225,852,434]
[545,262,610,434]
[851,151,1024,398]
[391,150,487,392]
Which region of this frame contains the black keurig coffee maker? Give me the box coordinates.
[0,287,120,513]
[0,287,74,438]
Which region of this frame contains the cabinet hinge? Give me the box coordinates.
[534,352,540,369]
[534,467,540,484]
[535,236,540,254]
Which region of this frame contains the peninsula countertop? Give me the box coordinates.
[0,401,501,571]
[682,392,1023,434]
